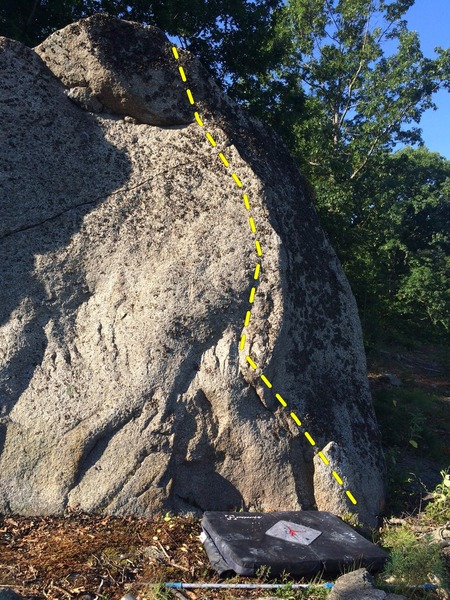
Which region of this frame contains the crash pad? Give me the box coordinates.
[201,511,388,577]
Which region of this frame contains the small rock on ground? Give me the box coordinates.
[329,569,407,600]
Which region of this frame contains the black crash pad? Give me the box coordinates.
[201,511,388,577]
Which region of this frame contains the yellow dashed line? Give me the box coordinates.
[194,112,204,127]
[232,173,243,187]
[246,356,258,370]
[332,471,344,485]
[276,393,287,408]
[171,45,358,509]
[239,334,246,350]
[206,133,216,147]
[304,432,316,446]
[318,451,329,466]
[260,374,273,389]
[186,89,195,105]
[346,491,357,505]
[290,412,302,427]
[219,152,229,167]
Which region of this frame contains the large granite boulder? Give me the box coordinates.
[0,14,385,525]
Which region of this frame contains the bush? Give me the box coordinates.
[380,526,447,587]
[425,469,450,525]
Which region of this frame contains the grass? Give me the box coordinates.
[368,344,450,597]
[380,527,446,585]
[376,521,449,599]
[424,469,450,524]
[373,467,450,599]
[140,581,173,599]
[269,571,331,599]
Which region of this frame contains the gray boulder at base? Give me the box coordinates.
[329,569,407,600]
[0,14,385,525]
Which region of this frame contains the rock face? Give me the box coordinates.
[0,14,385,525]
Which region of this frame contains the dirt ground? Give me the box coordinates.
[367,344,450,399]
[0,512,215,599]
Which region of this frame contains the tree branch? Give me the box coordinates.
[350,82,440,179]
[26,0,41,30]
[339,59,365,128]
[338,10,372,129]
[324,0,341,43]
[299,64,328,93]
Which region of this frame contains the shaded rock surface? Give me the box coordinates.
[0,14,385,525]
[0,589,24,600]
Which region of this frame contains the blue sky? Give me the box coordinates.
[405,0,450,158]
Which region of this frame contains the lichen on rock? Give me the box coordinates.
[0,14,385,525]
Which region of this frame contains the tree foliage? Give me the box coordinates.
[345,148,450,341]
[250,0,450,180]
[234,0,450,343]
[0,0,286,81]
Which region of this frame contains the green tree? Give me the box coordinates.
[244,0,450,189]
[232,0,450,342]
[337,147,449,342]
[375,148,450,337]
[0,0,86,45]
